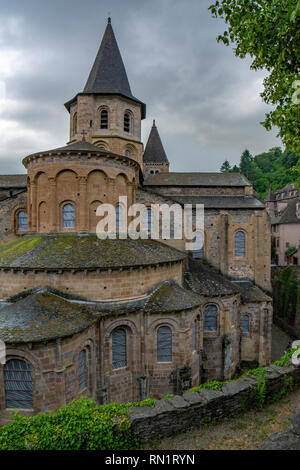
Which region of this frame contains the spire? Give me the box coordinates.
[143,121,169,164]
[84,19,133,98]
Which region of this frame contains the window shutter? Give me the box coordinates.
[100,110,108,129]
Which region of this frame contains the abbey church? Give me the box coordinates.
[0,19,272,420]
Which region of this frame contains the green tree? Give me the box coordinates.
[220,159,231,172]
[209,0,300,153]
[240,149,253,177]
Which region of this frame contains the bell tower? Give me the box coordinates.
[64,18,146,166]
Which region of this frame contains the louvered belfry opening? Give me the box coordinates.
[4,359,33,409]
[100,110,108,129]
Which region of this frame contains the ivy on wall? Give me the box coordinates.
[273,266,300,326]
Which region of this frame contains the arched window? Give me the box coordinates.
[157,326,172,362]
[100,109,108,129]
[204,304,218,332]
[72,112,77,135]
[192,231,204,259]
[62,203,75,229]
[235,231,246,257]
[17,211,28,231]
[125,150,130,158]
[4,359,33,409]
[242,314,250,333]
[115,204,124,230]
[112,328,127,369]
[78,349,87,392]
[124,113,131,133]
[142,208,153,232]
[192,320,197,351]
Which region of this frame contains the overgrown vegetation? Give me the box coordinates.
[0,346,299,450]
[220,147,299,199]
[0,397,155,450]
[184,380,225,394]
[273,266,300,326]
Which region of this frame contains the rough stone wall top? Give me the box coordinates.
[143,172,251,187]
[0,175,27,188]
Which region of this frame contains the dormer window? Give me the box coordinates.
[124,113,130,133]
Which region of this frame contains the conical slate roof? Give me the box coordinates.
[84,18,132,97]
[65,19,146,118]
[143,121,169,164]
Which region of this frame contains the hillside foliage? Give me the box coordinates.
[220,147,299,199]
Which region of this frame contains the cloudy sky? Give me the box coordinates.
[0,0,281,174]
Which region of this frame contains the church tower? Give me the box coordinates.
[143,120,169,174]
[64,18,146,166]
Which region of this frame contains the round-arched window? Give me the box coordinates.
[124,113,131,133]
[100,110,108,129]
[142,208,153,232]
[235,231,246,257]
[242,314,250,333]
[192,231,204,259]
[157,326,172,362]
[62,203,75,229]
[204,304,218,332]
[4,359,33,409]
[78,349,87,392]
[112,328,127,369]
[17,211,28,231]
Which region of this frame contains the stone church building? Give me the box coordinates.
[0,19,272,420]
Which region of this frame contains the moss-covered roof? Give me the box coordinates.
[232,281,272,303]
[0,234,186,270]
[0,289,97,343]
[0,281,202,343]
[184,258,241,297]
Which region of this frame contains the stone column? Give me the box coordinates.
[48,177,57,232]
[31,181,37,232]
[79,176,87,232]
[218,213,229,276]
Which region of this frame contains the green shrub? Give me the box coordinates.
[0,396,150,450]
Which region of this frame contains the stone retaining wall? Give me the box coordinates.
[128,363,300,442]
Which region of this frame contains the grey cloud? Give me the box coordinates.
[0,0,281,175]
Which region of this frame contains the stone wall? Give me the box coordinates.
[69,95,144,165]
[0,191,27,240]
[271,266,300,337]
[128,363,300,442]
[0,261,182,301]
